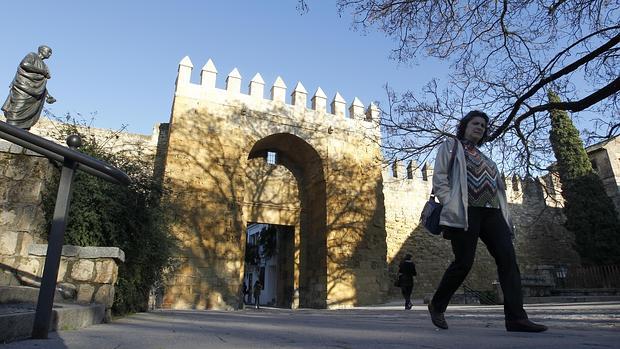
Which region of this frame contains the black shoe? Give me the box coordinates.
[428,303,448,329]
[505,319,548,332]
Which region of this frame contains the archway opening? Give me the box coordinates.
[243,223,295,307]
[246,133,327,308]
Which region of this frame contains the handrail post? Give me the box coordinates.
[31,142,80,339]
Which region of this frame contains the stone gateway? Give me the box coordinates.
[159,57,581,310]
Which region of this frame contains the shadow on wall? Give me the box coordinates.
[160,102,388,309]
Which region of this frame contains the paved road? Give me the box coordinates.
[2,302,618,348]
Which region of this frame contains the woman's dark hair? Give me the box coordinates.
[404,253,412,260]
[456,110,490,146]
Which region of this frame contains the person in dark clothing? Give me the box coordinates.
[253,280,263,309]
[242,281,248,304]
[427,110,547,332]
[398,253,417,310]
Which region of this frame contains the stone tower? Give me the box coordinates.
[161,57,388,309]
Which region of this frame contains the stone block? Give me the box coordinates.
[7,180,44,203]
[57,259,68,281]
[78,246,125,262]
[94,284,115,307]
[18,232,34,256]
[0,269,19,286]
[3,161,28,180]
[0,231,18,255]
[1,205,41,231]
[58,282,78,300]
[94,260,116,284]
[20,258,41,277]
[71,260,95,281]
[28,244,125,262]
[77,284,95,303]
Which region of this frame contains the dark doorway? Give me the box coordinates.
[244,223,295,308]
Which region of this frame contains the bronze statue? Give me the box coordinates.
[2,45,56,130]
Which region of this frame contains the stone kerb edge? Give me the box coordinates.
[28,244,125,262]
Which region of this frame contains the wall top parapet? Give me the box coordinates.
[174,56,381,123]
[382,159,564,207]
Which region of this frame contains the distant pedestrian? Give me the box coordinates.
[242,281,248,304]
[246,282,252,304]
[398,253,417,310]
[253,280,263,309]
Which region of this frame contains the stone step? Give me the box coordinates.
[524,295,620,304]
[551,288,620,296]
[0,285,65,304]
[0,302,105,343]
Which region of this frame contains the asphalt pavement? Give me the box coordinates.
[2,302,618,349]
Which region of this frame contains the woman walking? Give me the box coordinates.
[427,111,547,332]
[398,253,417,309]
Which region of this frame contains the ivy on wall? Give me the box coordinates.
[42,117,174,315]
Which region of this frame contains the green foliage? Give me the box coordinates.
[244,225,277,266]
[258,225,277,259]
[548,91,620,265]
[42,117,174,315]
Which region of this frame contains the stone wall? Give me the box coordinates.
[1,243,124,319]
[0,138,127,318]
[382,163,582,299]
[586,137,620,213]
[0,142,54,251]
[29,118,160,161]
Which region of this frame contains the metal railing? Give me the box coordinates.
[463,284,498,305]
[0,120,130,339]
[557,265,620,289]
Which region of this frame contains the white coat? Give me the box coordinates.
[432,137,514,237]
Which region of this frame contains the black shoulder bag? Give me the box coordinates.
[420,139,458,235]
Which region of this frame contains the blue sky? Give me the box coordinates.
[0,1,446,135]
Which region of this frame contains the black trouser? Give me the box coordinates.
[431,207,527,321]
[401,285,413,306]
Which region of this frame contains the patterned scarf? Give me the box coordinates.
[461,140,500,208]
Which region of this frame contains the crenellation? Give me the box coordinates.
[349,97,365,120]
[312,87,327,112]
[226,68,242,93]
[177,56,194,86]
[175,56,379,124]
[201,59,217,88]
[391,160,402,178]
[421,162,433,181]
[249,73,265,98]
[366,103,380,122]
[331,92,346,118]
[511,174,521,191]
[271,76,287,103]
[406,161,415,179]
[291,82,308,108]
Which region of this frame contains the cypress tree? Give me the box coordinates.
[548,90,620,265]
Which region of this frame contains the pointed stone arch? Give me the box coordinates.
[246,133,327,308]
